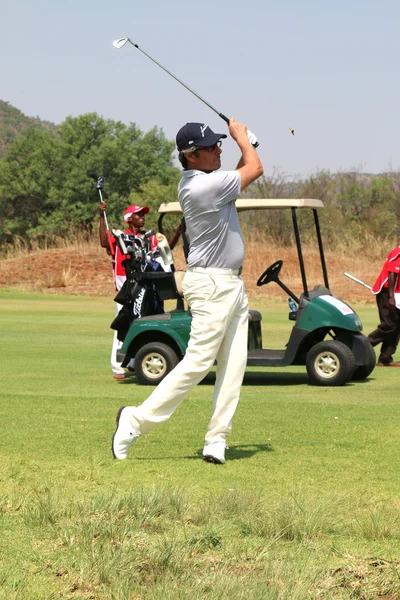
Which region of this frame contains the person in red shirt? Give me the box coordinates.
[99,203,158,379]
[368,238,400,366]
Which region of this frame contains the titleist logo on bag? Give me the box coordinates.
[133,287,146,318]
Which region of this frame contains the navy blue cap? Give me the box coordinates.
[176,122,227,152]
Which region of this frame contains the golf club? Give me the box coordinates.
[112,229,129,255]
[112,37,259,148]
[143,229,156,257]
[89,172,110,231]
[344,272,373,290]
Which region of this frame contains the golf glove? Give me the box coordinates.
[247,129,259,148]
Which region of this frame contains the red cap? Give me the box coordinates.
[123,204,149,222]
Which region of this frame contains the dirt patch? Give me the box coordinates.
[0,245,116,296]
[0,242,380,304]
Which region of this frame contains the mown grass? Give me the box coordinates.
[1,291,400,599]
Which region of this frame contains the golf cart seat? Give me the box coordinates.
[248,309,262,351]
[308,284,331,299]
[173,270,185,296]
[298,285,331,315]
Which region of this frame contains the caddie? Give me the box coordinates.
[99,202,158,379]
[368,237,400,366]
[112,117,263,464]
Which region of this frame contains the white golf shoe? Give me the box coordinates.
[112,407,140,460]
[202,442,228,464]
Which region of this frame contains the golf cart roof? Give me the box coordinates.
[158,198,324,214]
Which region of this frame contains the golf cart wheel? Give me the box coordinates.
[352,340,376,381]
[306,341,355,386]
[134,342,180,385]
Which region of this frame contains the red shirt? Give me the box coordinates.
[372,246,400,294]
[107,229,158,291]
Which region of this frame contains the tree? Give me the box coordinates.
[0,127,61,241]
[125,177,181,235]
[0,113,180,244]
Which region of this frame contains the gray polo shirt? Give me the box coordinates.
[178,169,243,269]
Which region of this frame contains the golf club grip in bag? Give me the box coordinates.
[155,233,174,266]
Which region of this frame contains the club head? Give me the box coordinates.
[88,172,105,189]
[95,177,105,190]
[113,37,129,49]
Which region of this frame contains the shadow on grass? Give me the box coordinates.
[200,443,274,461]
[178,443,274,462]
[242,371,309,386]
[119,371,310,387]
[132,444,273,462]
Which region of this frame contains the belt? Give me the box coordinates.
[188,266,243,276]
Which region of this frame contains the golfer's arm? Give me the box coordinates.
[236,156,244,169]
[235,143,263,191]
[99,215,109,248]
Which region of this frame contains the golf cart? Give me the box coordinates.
[118,198,375,386]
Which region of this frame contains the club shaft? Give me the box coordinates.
[98,189,110,231]
[126,39,230,124]
[344,272,372,290]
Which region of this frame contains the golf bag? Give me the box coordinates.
[110,232,165,342]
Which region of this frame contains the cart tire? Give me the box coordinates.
[306,341,355,386]
[134,342,180,385]
[351,340,376,381]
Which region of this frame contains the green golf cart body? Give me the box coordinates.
[119,199,375,386]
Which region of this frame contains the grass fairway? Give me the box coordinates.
[1,291,400,599]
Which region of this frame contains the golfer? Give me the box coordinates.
[112,118,263,463]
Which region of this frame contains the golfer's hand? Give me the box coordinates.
[228,117,249,145]
[99,201,107,214]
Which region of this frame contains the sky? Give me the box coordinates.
[2,0,400,178]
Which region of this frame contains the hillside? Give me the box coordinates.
[0,99,57,157]
[0,240,380,305]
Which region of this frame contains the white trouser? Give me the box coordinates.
[130,269,248,444]
[111,303,125,376]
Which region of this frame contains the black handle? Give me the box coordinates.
[219,115,260,148]
[88,172,105,190]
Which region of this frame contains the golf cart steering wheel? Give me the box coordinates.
[257,260,283,287]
